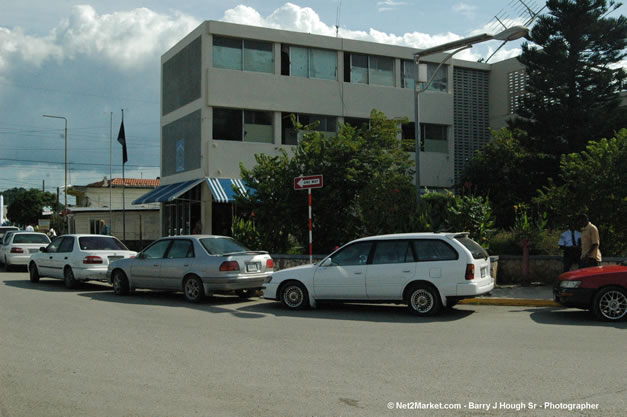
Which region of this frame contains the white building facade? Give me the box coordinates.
[141,21,516,236]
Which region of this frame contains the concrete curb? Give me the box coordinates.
[459,298,560,307]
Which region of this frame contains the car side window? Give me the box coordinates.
[412,240,459,262]
[46,237,64,253]
[166,240,194,259]
[372,240,413,264]
[331,242,373,266]
[143,240,172,259]
[57,237,75,253]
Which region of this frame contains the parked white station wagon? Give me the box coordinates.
[263,233,494,316]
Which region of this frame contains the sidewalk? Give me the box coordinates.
[459,284,560,307]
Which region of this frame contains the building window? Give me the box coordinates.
[401,122,449,153]
[345,53,395,86]
[281,113,337,145]
[402,61,448,92]
[212,36,273,74]
[213,108,273,143]
[281,45,337,80]
[89,219,104,234]
[343,117,370,130]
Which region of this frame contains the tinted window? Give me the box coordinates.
[200,237,250,255]
[412,240,458,262]
[58,237,75,253]
[143,240,172,259]
[331,242,372,266]
[166,240,194,259]
[47,237,64,253]
[13,234,50,244]
[78,237,129,251]
[372,241,413,264]
[455,235,489,259]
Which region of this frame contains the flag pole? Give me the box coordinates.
[121,109,126,242]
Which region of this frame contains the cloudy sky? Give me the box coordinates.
[0,1,623,202]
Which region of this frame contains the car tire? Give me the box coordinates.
[235,289,257,298]
[183,276,205,303]
[592,286,627,321]
[64,267,77,289]
[407,284,442,316]
[280,281,309,310]
[29,263,40,283]
[112,270,130,296]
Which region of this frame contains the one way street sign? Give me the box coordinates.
[294,174,323,190]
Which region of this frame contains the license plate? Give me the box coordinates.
[29,248,39,253]
[481,267,488,278]
[246,263,260,273]
[108,256,123,262]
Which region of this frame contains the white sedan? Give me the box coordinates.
[28,234,136,288]
[263,232,494,316]
[1,232,50,271]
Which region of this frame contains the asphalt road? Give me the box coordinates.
[0,268,625,417]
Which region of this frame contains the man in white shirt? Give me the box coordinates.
[25,225,34,232]
[558,222,581,272]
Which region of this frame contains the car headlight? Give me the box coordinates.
[560,280,582,288]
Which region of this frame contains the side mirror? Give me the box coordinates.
[320,258,333,267]
[40,247,47,253]
[136,252,145,259]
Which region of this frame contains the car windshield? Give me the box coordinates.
[199,237,250,255]
[455,235,489,259]
[78,236,129,251]
[13,234,50,244]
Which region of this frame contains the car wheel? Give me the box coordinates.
[64,267,77,289]
[235,289,257,298]
[29,263,40,283]
[112,270,129,296]
[407,284,442,316]
[592,286,627,321]
[183,276,205,303]
[280,282,309,310]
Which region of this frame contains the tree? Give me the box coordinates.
[534,129,627,256]
[513,0,627,164]
[237,110,415,254]
[7,188,59,227]
[460,128,551,227]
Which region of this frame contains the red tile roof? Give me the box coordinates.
[87,178,160,188]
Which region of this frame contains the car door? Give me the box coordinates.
[130,239,171,289]
[158,239,195,290]
[49,237,75,278]
[412,239,461,296]
[313,241,372,299]
[366,240,415,300]
[35,237,63,276]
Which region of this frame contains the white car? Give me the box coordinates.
[28,234,136,288]
[263,232,494,316]
[1,232,50,271]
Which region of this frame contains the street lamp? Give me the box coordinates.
[43,114,68,231]
[413,25,528,204]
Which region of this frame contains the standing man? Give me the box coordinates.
[558,222,581,272]
[579,214,602,268]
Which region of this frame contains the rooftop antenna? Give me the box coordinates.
[484,0,546,63]
[335,0,342,37]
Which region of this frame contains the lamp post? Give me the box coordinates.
[413,25,529,204]
[43,115,68,231]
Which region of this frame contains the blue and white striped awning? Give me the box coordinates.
[206,178,253,203]
[132,178,205,205]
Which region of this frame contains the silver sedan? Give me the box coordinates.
[107,235,274,303]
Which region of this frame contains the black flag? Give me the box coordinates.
[117,120,128,164]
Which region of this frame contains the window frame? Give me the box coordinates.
[411,239,459,262]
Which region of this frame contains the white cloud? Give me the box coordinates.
[453,2,478,19]
[376,1,410,12]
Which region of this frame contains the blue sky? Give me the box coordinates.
[0,1,624,202]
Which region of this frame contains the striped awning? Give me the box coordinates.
[132,178,205,205]
[206,178,253,203]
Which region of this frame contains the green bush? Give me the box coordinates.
[488,229,562,255]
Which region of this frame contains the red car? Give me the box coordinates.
[554,265,627,321]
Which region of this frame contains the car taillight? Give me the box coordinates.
[465,264,475,280]
[219,261,240,272]
[266,259,275,270]
[10,247,24,253]
[83,256,103,264]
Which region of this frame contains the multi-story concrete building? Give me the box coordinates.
[135,21,522,236]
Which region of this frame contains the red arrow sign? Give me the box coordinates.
[294,174,323,190]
